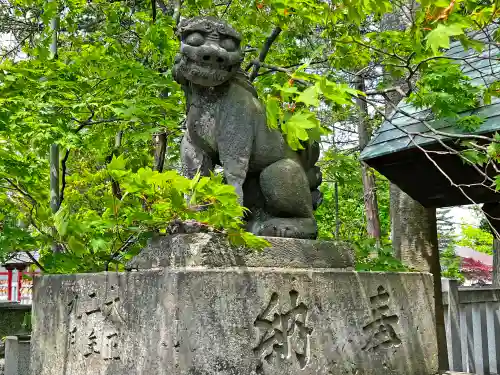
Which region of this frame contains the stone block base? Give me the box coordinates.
[126,233,356,270]
[30,235,438,375]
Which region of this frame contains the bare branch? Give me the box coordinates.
[334,38,407,63]
[365,86,407,96]
[258,59,329,77]
[156,0,168,14]
[59,149,70,208]
[248,27,282,81]
[73,117,121,133]
[4,178,37,206]
[385,97,496,143]
[25,251,45,272]
[105,233,139,271]
[360,96,495,214]
[221,0,232,17]
[254,61,309,85]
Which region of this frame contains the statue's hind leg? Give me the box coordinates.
[252,158,317,239]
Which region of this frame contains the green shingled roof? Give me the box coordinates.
[360,27,500,162]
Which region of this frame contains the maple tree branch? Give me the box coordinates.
[361,96,497,219]
[59,116,122,206]
[73,117,121,133]
[258,59,329,77]
[256,61,290,74]
[59,148,70,208]
[385,97,496,143]
[25,251,46,272]
[221,0,232,17]
[248,26,282,81]
[1,33,32,62]
[382,95,498,189]
[255,61,309,85]
[156,0,168,14]
[105,233,139,271]
[4,178,37,206]
[2,178,55,239]
[334,38,407,63]
[365,86,407,96]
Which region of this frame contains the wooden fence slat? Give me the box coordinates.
[460,305,470,372]
[442,281,500,375]
[472,303,484,375]
[486,302,498,375]
[481,303,490,375]
[444,279,463,372]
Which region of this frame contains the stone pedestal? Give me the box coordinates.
[5,336,30,375]
[31,234,438,375]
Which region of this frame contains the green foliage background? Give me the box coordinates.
[0,0,499,274]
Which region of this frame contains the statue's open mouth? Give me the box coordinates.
[186,57,234,72]
[181,57,236,85]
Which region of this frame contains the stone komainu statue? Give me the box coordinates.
[173,17,322,239]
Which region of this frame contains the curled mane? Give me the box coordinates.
[230,68,258,98]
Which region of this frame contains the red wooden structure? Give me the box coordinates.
[1,256,39,303]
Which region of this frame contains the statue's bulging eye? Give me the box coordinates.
[220,38,237,52]
[185,32,205,46]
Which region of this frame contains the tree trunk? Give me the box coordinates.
[154,87,170,173]
[356,75,382,244]
[390,185,448,370]
[111,131,123,199]
[360,163,381,242]
[391,186,436,269]
[49,5,60,253]
[153,133,167,172]
[381,4,447,367]
[493,239,500,287]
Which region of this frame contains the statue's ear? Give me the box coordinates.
[172,53,188,85]
[175,18,188,39]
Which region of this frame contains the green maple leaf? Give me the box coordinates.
[286,111,317,131]
[107,154,127,171]
[266,96,281,129]
[68,236,86,255]
[296,86,319,107]
[426,23,466,54]
[282,111,318,150]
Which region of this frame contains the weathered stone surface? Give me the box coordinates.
[0,303,31,341]
[31,269,438,375]
[126,233,355,270]
[174,17,322,239]
[5,336,30,375]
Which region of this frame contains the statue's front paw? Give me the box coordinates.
[252,218,317,239]
[259,223,295,238]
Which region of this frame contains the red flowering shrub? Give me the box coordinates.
[461,257,492,283]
